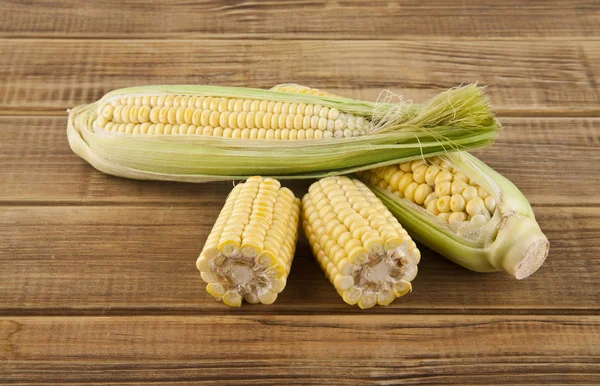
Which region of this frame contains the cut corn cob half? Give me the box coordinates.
[197,176,300,306]
[67,84,499,183]
[356,152,549,279]
[302,176,420,308]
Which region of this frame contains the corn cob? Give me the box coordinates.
[302,176,420,308]
[67,84,499,182]
[197,176,300,306]
[356,153,549,279]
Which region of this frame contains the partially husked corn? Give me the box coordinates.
[356,156,497,231]
[67,84,500,182]
[357,152,549,280]
[94,94,370,139]
[197,176,300,306]
[302,176,420,308]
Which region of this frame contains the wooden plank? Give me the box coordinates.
[0,40,598,115]
[1,315,599,383]
[0,205,597,314]
[0,1,598,39]
[1,116,598,205]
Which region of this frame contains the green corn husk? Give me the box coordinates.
[67,84,500,182]
[357,152,549,279]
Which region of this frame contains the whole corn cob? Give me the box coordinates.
[356,153,549,279]
[302,176,420,309]
[197,176,300,306]
[67,84,499,182]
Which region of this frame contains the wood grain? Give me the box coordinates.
[0,40,599,115]
[1,315,599,383]
[0,205,597,314]
[1,1,598,39]
[2,1,599,383]
[1,116,598,205]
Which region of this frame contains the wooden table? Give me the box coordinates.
[1,1,599,383]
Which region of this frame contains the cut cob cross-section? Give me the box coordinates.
[302,176,420,309]
[197,176,300,306]
[356,152,549,279]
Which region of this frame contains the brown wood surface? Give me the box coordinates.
[0,1,598,384]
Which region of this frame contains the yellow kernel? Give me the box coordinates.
[450,194,466,212]
[259,100,269,112]
[219,111,230,128]
[294,114,303,130]
[435,181,452,196]
[200,109,211,126]
[451,180,468,195]
[313,104,322,116]
[255,111,265,128]
[233,99,244,112]
[449,212,467,224]
[484,196,497,213]
[397,173,414,193]
[191,109,202,126]
[400,162,412,173]
[436,195,451,212]
[288,129,298,140]
[426,199,439,215]
[413,165,428,183]
[319,106,330,118]
[462,186,478,201]
[310,115,319,129]
[237,111,247,129]
[414,184,433,205]
[246,112,256,129]
[278,114,286,129]
[285,114,294,129]
[201,97,212,109]
[466,197,485,216]
[435,170,453,185]
[403,182,419,202]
